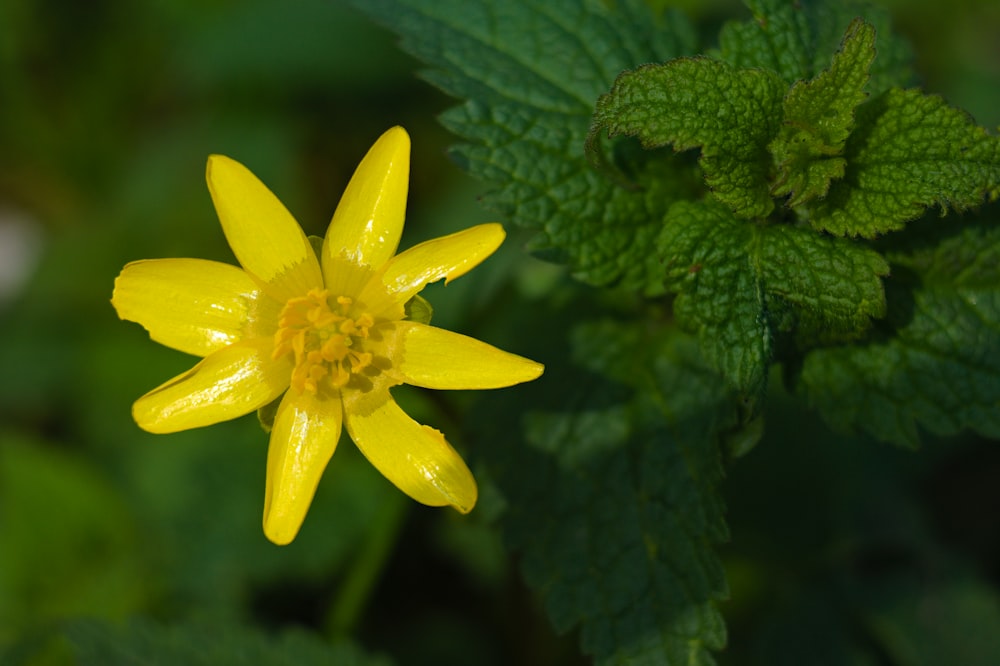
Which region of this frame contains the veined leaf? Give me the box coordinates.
[660,199,888,402]
[717,0,913,93]
[590,57,786,219]
[348,0,698,292]
[798,215,1000,446]
[808,88,1000,237]
[769,19,876,206]
[476,319,734,665]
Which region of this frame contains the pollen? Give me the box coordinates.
[272,288,377,394]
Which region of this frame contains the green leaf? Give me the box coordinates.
[346,0,699,292]
[769,19,876,206]
[798,216,1000,446]
[809,88,1000,237]
[590,57,786,218]
[63,617,393,666]
[716,0,813,84]
[660,199,888,401]
[474,317,734,665]
[717,0,913,94]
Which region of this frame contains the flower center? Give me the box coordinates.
[272,288,376,394]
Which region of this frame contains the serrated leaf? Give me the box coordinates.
[63,617,393,666]
[660,200,888,401]
[717,0,913,94]
[591,57,786,219]
[478,320,732,665]
[809,88,1000,237]
[716,0,813,84]
[798,216,1000,446]
[769,19,876,206]
[347,0,699,292]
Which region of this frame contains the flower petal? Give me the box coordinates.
[133,338,290,433]
[323,127,409,275]
[263,389,342,545]
[361,223,506,311]
[395,321,544,389]
[344,393,477,513]
[206,155,323,300]
[112,258,261,357]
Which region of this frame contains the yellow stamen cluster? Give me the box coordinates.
[273,288,376,394]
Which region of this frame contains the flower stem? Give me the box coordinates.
[324,489,409,638]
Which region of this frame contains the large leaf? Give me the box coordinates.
[798,215,1000,446]
[473,317,736,665]
[346,0,699,292]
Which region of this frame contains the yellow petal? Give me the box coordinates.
[133,338,290,433]
[395,321,544,389]
[263,389,342,545]
[112,258,261,357]
[322,127,409,276]
[344,393,477,513]
[206,155,323,300]
[361,223,506,311]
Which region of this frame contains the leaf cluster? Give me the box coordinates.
[342,0,1000,664]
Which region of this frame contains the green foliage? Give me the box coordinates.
[345,0,1000,663]
[345,0,699,292]
[715,0,914,93]
[5,0,1000,665]
[809,88,1000,236]
[660,199,888,401]
[798,215,1000,446]
[769,19,875,206]
[475,318,734,665]
[591,58,786,218]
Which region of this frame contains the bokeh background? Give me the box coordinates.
[2,0,999,664]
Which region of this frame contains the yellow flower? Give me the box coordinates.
[112,127,543,545]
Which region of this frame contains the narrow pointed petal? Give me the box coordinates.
[263,390,342,545]
[362,223,506,309]
[133,338,290,433]
[323,127,409,276]
[112,258,261,357]
[395,322,544,390]
[344,394,477,513]
[207,155,322,299]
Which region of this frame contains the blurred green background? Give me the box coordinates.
[1,0,998,664]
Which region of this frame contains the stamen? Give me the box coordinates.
[272,288,380,394]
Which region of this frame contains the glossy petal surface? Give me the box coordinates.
[323,127,409,275]
[344,393,477,512]
[112,258,260,357]
[207,155,322,300]
[363,223,505,311]
[396,321,544,389]
[263,390,342,545]
[133,338,290,433]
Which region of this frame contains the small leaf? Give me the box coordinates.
[590,57,786,219]
[769,19,876,206]
[809,88,1000,237]
[716,0,813,83]
[403,293,433,325]
[717,0,913,94]
[660,200,888,401]
[256,394,282,433]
